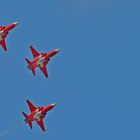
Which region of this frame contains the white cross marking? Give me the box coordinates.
[37,57,45,68]
[34,109,42,121]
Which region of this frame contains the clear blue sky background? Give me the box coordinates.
[0,0,140,139]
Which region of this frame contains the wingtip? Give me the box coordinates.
[42,127,46,132]
[45,74,49,78]
[3,47,8,51]
[29,45,34,50]
[26,99,30,103]
[29,45,33,48]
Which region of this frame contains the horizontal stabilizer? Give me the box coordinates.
[25,58,36,75]
[25,58,31,65]
[22,112,28,118]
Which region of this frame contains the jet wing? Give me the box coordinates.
[0,39,7,51]
[36,119,45,131]
[28,122,32,129]
[30,46,40,58]
[39,65,48,78]
[31,68,36,76]
[27,100,36,112]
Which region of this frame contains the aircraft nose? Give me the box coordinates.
[55,49,60,52]
[51,103,57,107]
[13,22,19,26]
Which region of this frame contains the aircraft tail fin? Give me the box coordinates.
[25,58,36,75]
[25,58,31,65]
[22,112,28,118]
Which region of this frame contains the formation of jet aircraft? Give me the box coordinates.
[22,100,56,131]
[0,22,59,132]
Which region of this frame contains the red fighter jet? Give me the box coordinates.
[0,22,18,51]
[25,46,60,78]
[22,100,56,131]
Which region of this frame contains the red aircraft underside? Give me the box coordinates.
[0,22,18,51]
[25,46,60,78]
[22,100,56,131]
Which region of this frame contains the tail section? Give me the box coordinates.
[25,58,36,75]
[22,112,28,118]
[25,58,31,65]
[22,112,32,129]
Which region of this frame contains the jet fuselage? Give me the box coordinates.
[28,53,48,69]
[0,22,18,41]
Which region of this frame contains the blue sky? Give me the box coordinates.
[0,0,140,139]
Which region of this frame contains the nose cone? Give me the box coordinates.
[55,49,60,53]
[51,103,57,107]
[13,22,19,26]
